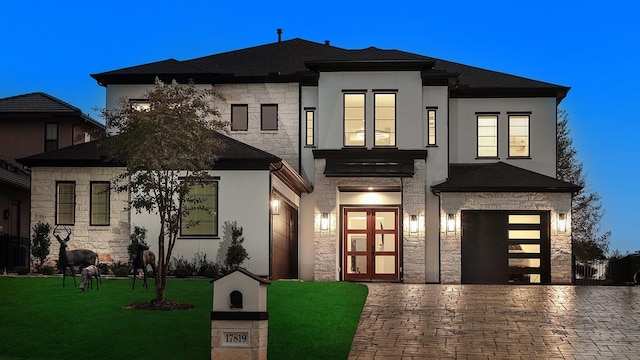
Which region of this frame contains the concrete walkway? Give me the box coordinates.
[348,284,640,359]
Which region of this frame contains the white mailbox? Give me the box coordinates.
[211,268,270,360]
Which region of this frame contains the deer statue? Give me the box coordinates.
[132,239,157,290]
[54,226,98,287]
[79,264,101,292]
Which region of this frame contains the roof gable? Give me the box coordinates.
[17,131,281,170]
[0,92,103,127]
[431,162,581,193]
[90,38,569,101]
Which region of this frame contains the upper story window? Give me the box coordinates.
[305,109,315,146]
[344,93,365,147]
[56,182,75,225]
[374,93,396,147]
[261,104,278,131]
[90,182,110,226]
[231,104,248,131]
[509,114,530,157]
[477,115,498,158]
[427,108,437,146]
[181,182,218,237]
[45,123,58,152]
[130,99,150,111]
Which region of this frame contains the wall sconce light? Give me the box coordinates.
[558,213,567,232]
[320,213,330,231]
[409,215,418,234]
[271,197,280,215]
[447,213,455,232]
[3,210,9,220]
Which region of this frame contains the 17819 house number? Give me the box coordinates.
[222,332,250,347]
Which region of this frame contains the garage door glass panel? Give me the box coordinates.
[508,230,540,239]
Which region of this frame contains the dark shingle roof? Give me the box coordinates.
[17,131,281,170]
[431,162,581,193]
[0,92,104,128]
[91,38,569,100]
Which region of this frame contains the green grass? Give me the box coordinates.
[0,277,367,360]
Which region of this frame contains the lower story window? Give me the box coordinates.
[90,182,110,226]
[56,182,75,225]
[181,182,218,236]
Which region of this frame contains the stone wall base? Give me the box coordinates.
[211,319,268,360]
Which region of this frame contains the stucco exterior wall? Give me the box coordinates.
[449,97,558,177]
[439,192,573,284]
[29,166,130,265]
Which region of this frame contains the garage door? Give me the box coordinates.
[461,211,550,284]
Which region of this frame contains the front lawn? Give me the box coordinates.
[0,277,367,360]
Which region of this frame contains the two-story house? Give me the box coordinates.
[20,37,580,284]
[0,93,103,270]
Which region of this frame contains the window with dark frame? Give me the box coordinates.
[344,93,366,147]
[56,182,75,225]
[45,123,58,152]
[181,182,218,237]
[231,104,248,131]
[90,182,110,226]
[261,104,278,131]
[508,114,530,157]
[305,110,315,146]
[427,109,437,146]
[477,114,498,158]
[374,93,396,147]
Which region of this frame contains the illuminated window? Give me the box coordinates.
[130,100,150,111]
[231,104,248,131]
[374,93,395,146]
[477,115,498,158]
[56,182,75,225]
[344,93,365,146]
[261,104,278,131]
[427,109,436,146]
[45,123,58,152]
[181,182,218,236]
[509,115,530,157]
[90,182,110,226]
[305,110,315,146]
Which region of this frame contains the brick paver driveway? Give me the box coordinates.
[349,284,640,359]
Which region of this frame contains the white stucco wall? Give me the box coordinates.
[29,166,130,265]
[131,170,272,276]
[449,97,558,177]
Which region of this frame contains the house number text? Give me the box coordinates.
[222,331,250,347]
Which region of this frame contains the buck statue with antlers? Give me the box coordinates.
[54,226,98,287]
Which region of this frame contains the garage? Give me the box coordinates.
[461,210,550,284]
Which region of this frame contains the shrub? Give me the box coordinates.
[171,256,195,278]
[127,226,149,264]
[97,263,110,276]
[194,252,220,278]
[31,222,51,270]
[40,265,56,275]
[225,225,249,271]
[110,261,132,277]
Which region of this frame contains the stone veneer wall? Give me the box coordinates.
[439,192,573,284]
[313,159,427,283]
[30,166,130,265]
[217,83,300,172]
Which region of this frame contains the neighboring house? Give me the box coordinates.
[23,36,581,284]
[0,93,104,270]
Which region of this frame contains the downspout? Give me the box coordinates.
[431,187,443,284]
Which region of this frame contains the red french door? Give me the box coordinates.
[343,208,399,281]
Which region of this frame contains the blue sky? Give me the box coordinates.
[2,1,638,254]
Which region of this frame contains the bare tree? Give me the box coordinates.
[557,109,611,260]
[101,78,226,306]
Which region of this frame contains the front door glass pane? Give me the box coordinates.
[375,255,396,274]
[375,234,395,251]
[347,212,367,230]
[347,256,367,274]
[348,235,367,252]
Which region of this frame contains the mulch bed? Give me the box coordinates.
[124,299,194,311]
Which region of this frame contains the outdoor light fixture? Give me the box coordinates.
[447,213,455,232]
[558,213,567,232]
[271,197,280,215]
[321,212,330,231]
[409,215,418,234]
